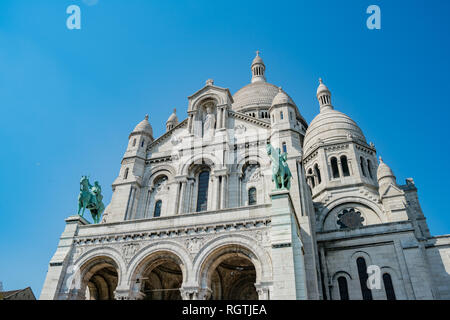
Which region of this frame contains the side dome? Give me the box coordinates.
[132,114,153,138]
[271,87,295,107]
[377,157,396,182]
[303,109,366,156]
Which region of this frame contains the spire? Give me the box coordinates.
[166,108,179,132]
[317,78,333,112]
[251,50,266,83]
[377,156,396,186]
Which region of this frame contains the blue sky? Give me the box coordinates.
[1,0,449,297]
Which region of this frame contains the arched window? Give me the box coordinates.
[356,257,373,300]
[337,277,349,300]
[154,200,162,217]
[141,140,145,148]
[314,164,321,184]
[360,157,366,177]
[367,159,373,179]
[383,273,396,300]
[308,168,315,188]
[248,187,257,205]
[341,156,350,177]
[331,157,340,179]
[124,168,129,180]
[196,171,210,212]
[282,142,287,153]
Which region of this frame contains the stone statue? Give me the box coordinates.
[78,176,105,224]
[203,106,215,136]
[266,143,292,190]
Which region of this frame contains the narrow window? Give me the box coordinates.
[383,273,396,300]
[357,257,373,300]
[367,159,373,179]
[282,142,287,153]
[196,171,210,212]
[314,164,321,184]
[331,157,340,179]
[132,139,136,147]
[280,111,284,120]
[124,168,129,180]
[290,112,293,120]
[248,187,257,205]
[338,277,349,300]
[154,200,162,217]
[141,140,145,148]
[360,157,366,177]
[341,156,350,177]
[308,168,315,188]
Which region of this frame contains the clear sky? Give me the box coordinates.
[1,0,449,297]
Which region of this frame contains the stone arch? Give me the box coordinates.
[318,196,385,231]
[193,234,272,288]
[180,153,220,176]
[143,164,176,186]
[126,241,192,282]
[68,247,125,300]
[331,271,353,300]
[235,153,270,174]
[380,266,406,299]
[191,94,222,112]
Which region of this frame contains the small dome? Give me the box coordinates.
[303,109,366,156]
[271,87,293,107]
[132,114,153,137]
[167,108,178,123]
[252,54,264,67]
[377,157,396,182]
[316,78,330,96]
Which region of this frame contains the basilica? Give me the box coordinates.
[41,53,450,300]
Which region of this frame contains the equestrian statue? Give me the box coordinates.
[77,176,105,224]
[266,143,292,190]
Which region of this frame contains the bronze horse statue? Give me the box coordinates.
[78,176,105,224]
[266,143,292,190]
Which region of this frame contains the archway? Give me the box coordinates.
[200,245,259,300]
[131,251,185,300]
[78,256,119,300]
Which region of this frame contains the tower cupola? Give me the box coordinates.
[317,78,333,112]
[166,108,179,131]
[251,51,266,83]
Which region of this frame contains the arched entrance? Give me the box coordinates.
[200,245,259,300]
[131,251,185,300]
[78,256,119,300]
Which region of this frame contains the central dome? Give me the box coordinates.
[232,82,296,112]
[232,52,296,113]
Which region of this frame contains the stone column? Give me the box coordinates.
[255,283,271,300]
[220,175,228,209]
[178,180,187,214]
[216,107,223,130]
[213,176,221,210]
[269,189,307,300]
[40,215,89,300]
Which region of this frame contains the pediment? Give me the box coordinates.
[188,83,234,111]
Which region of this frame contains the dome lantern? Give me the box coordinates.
[317,78,333,112]
[166,108,179,132]
[251,51,266,83]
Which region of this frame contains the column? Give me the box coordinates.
[217,107,223,130]
[178,180,187,214]
[220,175,228,209]
[222,106,227,128]
[214,176,221,210]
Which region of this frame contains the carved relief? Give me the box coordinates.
[185,237,205,254]
[122,243,141,264]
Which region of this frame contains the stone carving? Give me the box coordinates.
[122,243,141,264]
[185,237,204,254]
[337,208,364,229]
[235,124,247,135]
[171,135,182,145]
[203,106,215,137]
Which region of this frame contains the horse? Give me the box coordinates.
[266,144,292,190]
[77,176,104,224]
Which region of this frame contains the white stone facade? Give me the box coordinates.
[40,53,450,300]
